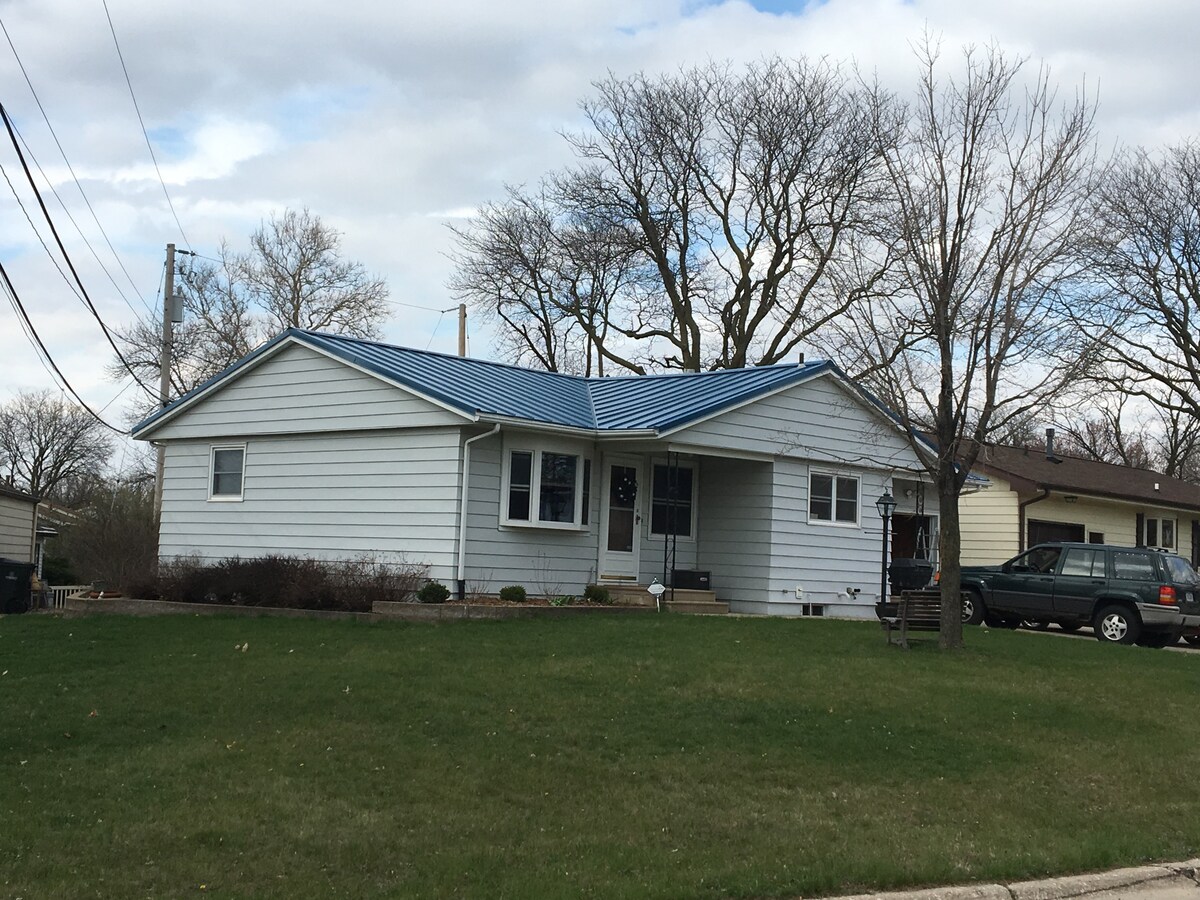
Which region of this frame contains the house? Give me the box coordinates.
[0,482,37,564]
[132,329,934,619]
[960,430,1200,567]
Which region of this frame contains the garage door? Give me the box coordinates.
[1028,519,1085,545]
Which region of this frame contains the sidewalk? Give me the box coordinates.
[823,860,1200,900]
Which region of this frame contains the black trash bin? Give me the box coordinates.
[0,558,35,614]
[888,558,934,592]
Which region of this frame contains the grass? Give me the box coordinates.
[2,614,1198,899]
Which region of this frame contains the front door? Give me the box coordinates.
[599,456,641,581]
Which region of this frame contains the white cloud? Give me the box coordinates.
[0,0,1198,425]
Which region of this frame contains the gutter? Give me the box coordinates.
[1017,488,1051,552]
[456,424,501,600]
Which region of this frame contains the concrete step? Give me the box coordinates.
[592,584,727,614]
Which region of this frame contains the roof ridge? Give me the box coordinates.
[296,328,594,382]
[985,440,1177,480]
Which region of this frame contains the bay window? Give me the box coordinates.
[504,446,587,528]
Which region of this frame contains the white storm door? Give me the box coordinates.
[599,456,642,581]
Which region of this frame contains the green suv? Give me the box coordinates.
[960,542,1200,646]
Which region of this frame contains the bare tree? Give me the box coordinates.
[1056,389,1200,481]
[1081,143,1200,422]
[821,39,1100,648]
[115,209,389,419]
[450,182,643,375]
[452,57,896,372]
[0,390,114,499]
[240,208,389,334]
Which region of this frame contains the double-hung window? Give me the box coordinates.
[1146,516,1177,549]
[504,447,586,529]
[209,445,245,501]
[809,471,858,525]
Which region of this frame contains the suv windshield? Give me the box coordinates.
[1164,555,1200,585]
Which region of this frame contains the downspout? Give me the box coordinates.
[1017,488,1051,552]
[456,424,501,600]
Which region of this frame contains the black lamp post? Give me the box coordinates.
[875,489,896,609]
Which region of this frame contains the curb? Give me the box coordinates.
[823,860,1200,900]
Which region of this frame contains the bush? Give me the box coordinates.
[416,580,451,604]
[549,595,574,607]
[146,555,428,612]
[583,585,611,605]
[498,585,527,603]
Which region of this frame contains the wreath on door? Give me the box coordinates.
[614,470,638,505]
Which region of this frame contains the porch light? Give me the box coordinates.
[875,490,896,606]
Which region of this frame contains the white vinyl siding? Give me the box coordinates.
[159,428,462,577]
[695,458,772,601]
[757,459,893,616]
[670,374,916,467]
[461,433,598,596]
[149,342,463,441]
[0,494,35,563]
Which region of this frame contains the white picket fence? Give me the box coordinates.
[46,584,91,609]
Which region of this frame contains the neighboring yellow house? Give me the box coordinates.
[960,433,1200,566]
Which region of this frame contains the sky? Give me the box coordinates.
[1,0,1199,439]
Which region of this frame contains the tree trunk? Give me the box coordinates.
[937,462,965,650]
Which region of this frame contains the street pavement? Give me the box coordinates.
[818,860,1200,900]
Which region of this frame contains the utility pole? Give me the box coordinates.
[153,242,177,518]
[457,303,467,357]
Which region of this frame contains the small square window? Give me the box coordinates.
[809,472,858,524]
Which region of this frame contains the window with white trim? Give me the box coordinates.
[210,445,245,500]
[503,446,586,528]
[809,471,858,524]
[1147,516,1177,549]
[650,461,695,537]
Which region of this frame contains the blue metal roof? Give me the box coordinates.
[133,328,839,436]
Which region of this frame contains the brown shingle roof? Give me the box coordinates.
[974,444,1200,512]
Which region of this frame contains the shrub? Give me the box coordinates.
[498,585,527,603]
[148,555,428,612]
[416,580,451,604]
[549,595,574,607]
[583,585,611,605]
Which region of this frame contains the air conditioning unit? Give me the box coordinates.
[671,569,711,590]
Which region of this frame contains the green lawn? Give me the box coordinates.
[2,613,1198,899]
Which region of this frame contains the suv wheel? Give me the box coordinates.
[1094,604,1141,645]
[962,590,985,626]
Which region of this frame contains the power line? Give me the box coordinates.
[0,260,124,433]
[0,101,156,398]
[0,16,152,316]
[0,159,87,306]
[102,0,191,250]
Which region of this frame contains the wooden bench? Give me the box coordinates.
[881,589,943,648]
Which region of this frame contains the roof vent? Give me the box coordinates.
[1045,428,1062,464]
[797,352,805,365]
